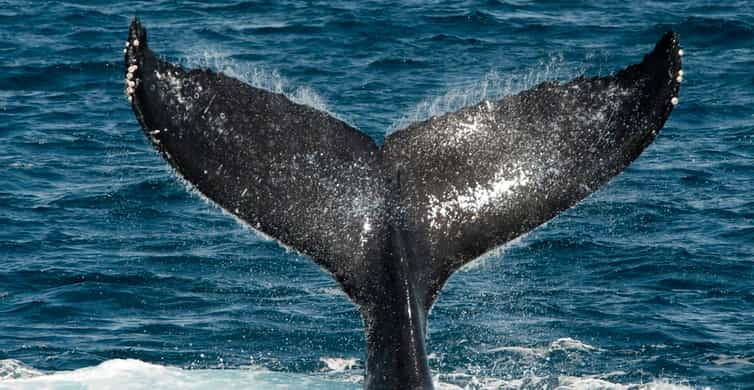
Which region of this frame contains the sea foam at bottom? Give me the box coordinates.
[0,359,710,390]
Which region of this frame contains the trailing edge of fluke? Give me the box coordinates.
[124,18,681,390]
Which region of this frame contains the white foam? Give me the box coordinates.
[0,359,711,390]
[487,337,602,356]
[320,357,358,372]
[556,376,711,390]
[434,371,708,390]
[434,372,540,389]
[550,338,602,353]
[0,359,357,390]
[0,360,42,381]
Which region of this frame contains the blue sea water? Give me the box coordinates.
[1,1,753,389]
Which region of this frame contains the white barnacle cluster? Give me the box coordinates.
[125,63,139,102]
[671,48,684,106]
[147,128,167,144]
[671,66,683,106]
[124,38,140,103]
[123,35,144,103]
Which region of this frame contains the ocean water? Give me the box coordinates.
[1,1,753,389]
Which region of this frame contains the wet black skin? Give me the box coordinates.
[125,19,681,390]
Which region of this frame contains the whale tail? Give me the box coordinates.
[125,18,681,389]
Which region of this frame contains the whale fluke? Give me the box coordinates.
[125,18,681,390]
[383,31,683,309]
[125,19,387,306]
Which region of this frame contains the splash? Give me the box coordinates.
[182,49,334,115]
[389,54,581,133]
[320,357,359,372]
[457,233,529,272]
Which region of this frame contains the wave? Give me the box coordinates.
[427,10,501,27]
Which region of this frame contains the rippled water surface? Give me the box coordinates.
[1,1,753,389]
